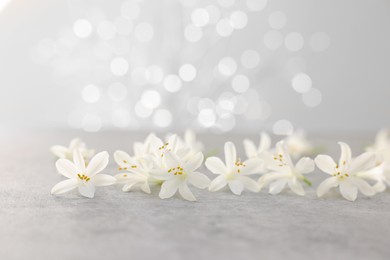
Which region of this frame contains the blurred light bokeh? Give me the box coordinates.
[0,0,389,134]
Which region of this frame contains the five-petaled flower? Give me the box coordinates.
[50,138,95,162]
[51,149,116,198]
[150,151,211,201]
[243,132,272,172]
[258,141,315,196]
[284,130,314,159]
[206,142,263,195]
[114,150,156,194]
[315,142,376,201]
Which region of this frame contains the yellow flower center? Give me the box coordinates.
[118,165,137,171]
[158,142,171,157]
[273,154,287,167]
[234,159,246,173]
[333,163,349,180]
[77,173,90,182]
[168,165,185,176]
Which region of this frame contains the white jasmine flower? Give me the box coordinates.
[258,141,315,196]
[183,129,204,155]
[149,134,196,167]
[163,131,204,162]
[150,151,211,201]
[243,132,272,160]
[206,142,263,195]
[284,130,313,159]
[51,149,116,198]
[149,134,180,159]
[355,163,390,193]
[113,150,157,194]
[315,142,376,201]
[50,138,95,162]
[132,133,155,160]
[366,129,390,165]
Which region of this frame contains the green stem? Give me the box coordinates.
[303,177,312,187]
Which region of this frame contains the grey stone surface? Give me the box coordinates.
[0,132,389,260]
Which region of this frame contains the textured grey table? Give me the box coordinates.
[0,131,389,260]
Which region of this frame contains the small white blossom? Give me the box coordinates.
[284,130,313,159]
[258,141,315,196]
[50,138,95,162]
[315,142,376,201]
[183,129,204,155]
[114,150,156,194]
[355,163,390,193]
[132,133,155,160]
[366,129,390,165]
[150,151,211,201]
[51,149,116,198]
[206,142,263,195]
[361,129,390,192]
[243,132,272,172]
[113,134,163,193]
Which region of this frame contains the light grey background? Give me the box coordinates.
[0,0,389,134]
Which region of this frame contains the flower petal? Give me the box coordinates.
[315,155,337,174]
[228,180,244,195]
[269,179,287,195]
[184,152,204,172]
[133,142,145,157]
[348,152,375,173]
[295,157,315,174]
[78,183,95,198]
[50,145,68,158]
[55,159,78,178]
[114,151,134,167]
[141,182,151,194]
[150,169,173,180]
[348,177,375,196]
[115,173,129,183]
[373,181,386,193]
[164,151,180,169]
[150,134,164,149]
[205,157,227,174]
[240,159,264,175]
[51,179,78,195]
[338,142,352,166]
[167,134,180,153]
[159,178,180,199]
[73,149,86,172]
[339,181,358,201]
[258,172,288,189]
[237,176,259,192]
[243,139,257,158]
[316,177,339,197]
[121,175,145,190]
[93,174,116,187]
[224,142,237,171]
[86,151,109,177]
[178,182,196,201]
[209,175,228,192]
[276,141,294,168]
[259,132,272,152]
[184,129,196,144]
[188,172,210,189]
[69,138,83,150]
[288,178,305,196]
[122,182,138,192]
[356,163,385,181]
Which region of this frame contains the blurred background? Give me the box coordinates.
[0,0,389,135]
